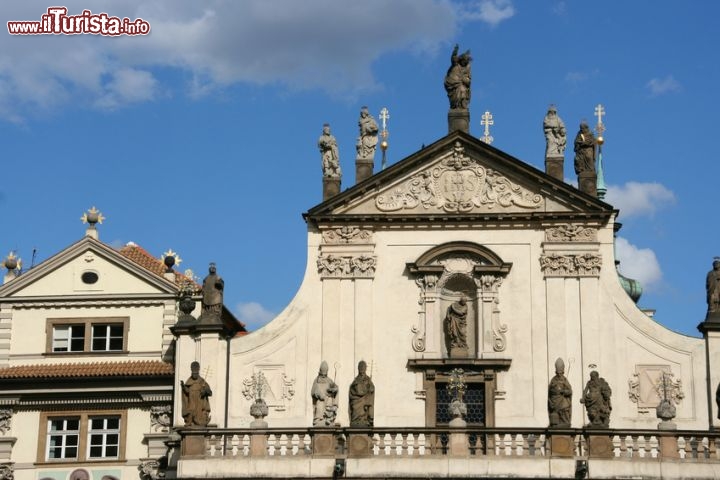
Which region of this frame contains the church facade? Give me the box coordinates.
[173,127,720,478]
[2,50,720,480]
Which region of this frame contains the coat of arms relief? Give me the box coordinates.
[375,142,543,213]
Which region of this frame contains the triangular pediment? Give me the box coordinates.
[306,131,613,220]
[0,236,178,298]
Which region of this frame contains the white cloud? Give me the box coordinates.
[615,237,662,292]
[646,75,681,96]
[605,181,676,218]
[457,0,515,26]
[235,301,276,330]
[1,0,504,120]
[94,68,159,109]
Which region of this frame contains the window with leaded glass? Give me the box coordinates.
[436,382,485,425]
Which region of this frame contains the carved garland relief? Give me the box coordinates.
[321,227,373,244]
[539,253,602,277]
[317,254,376,279]
[375,142,543,213]
[545,224,598,242]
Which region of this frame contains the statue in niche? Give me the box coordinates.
[318,123,341,178]
[706,259,720,317]
[201,263,224,321]
[548,358,572,428]
[349,360,375,427]
[181,361,212,427]
[311,361,339,426]
[356,106,379,161]
[444,44,472,110]
[543,105,566,157]
[580,370,611,428]
[573,122,596,175]
[444,295,469,356]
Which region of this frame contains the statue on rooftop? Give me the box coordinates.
[580,370,611,428]
[356,106,379,161]
[548,358,572,428]
[543,106,567,157]
[349,360,375,427]
[181,361,212,427]
[201,263,223,321]
[444,44,472,110]
[573,122,596,175]
[319,124,341,178]
[444,295,469,355]
[311,361,339,426]
[706,259,720,317]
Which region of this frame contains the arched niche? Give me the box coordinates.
[407,242,512,357]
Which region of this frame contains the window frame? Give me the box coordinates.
[46,318,129,354]
[38,411,127,464]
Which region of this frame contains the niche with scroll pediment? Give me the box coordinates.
[408,242,511,358]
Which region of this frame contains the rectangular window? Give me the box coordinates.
[52,325,85,352]
[47,318,128,353]
[91,324,124,351]
[47,417,80,459]
[87,416,121,459]
[39,412,126,463]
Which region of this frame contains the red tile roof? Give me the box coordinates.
[118,243,200,290]
[0,360,174,379]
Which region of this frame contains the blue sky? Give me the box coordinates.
[0,1,718,335]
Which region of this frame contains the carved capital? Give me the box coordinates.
[545,224,597,242]
[317,254,376,279]
[540,253,602,277]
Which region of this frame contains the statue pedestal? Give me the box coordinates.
[313,432,336,457]
[449,347,469,358]
[323,177,341,201]
[548,434,574,457]
[578,171,597,197]
[250,433,268,457]
[348,434,372,457]
[587,435,613,458]
[448,109,470,134]
[545,156,564,181]
[659,435,679,459]
[181,433,206,457]
[355,158,374,184]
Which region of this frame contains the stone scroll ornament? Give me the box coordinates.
[376,142,542,213]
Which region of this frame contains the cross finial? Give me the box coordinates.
[480,110,494,145]
[379,107,390,169]
[379,107,390,131]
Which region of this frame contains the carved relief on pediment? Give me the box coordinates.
[375,142,543,214]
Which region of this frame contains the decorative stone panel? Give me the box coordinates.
[539,253,602,277]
